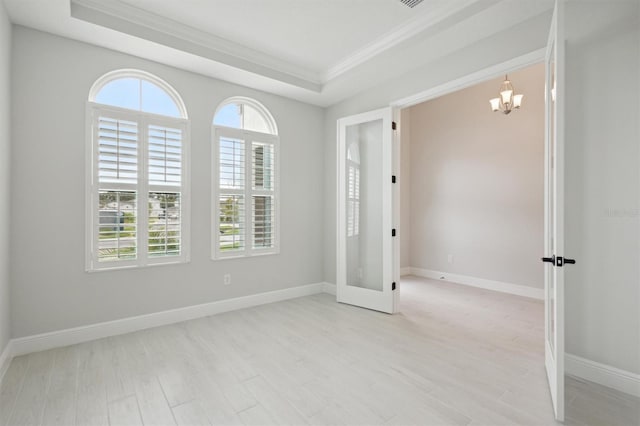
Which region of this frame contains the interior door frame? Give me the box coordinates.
[336,107,396,314]
[543,0,565,420]
[390,48,547,291]
[389,44,561,411]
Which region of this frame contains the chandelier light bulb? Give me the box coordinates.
[490,74,523,115]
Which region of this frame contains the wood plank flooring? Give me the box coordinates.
[0,276,638,425]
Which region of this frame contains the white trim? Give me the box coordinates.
[392,108,401,314]
[73,0,487,87]
[89,69,188,119]
[10,283,328,357]
[406,267,544,300]
[324,0,482,81]
[213,97,279,135]
[0,340,13,385]
[391,48,546,109]
[323,282,337,296]
[71,0,322,89]
[212,126,280,260]
[400,267,412,276]
[86,103,191,272]
[336,108,395,314]
[566,354,640,398]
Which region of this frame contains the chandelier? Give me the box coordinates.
[489,75,523,114]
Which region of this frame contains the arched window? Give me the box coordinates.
[212,97,279,258]
[86,70,190,270]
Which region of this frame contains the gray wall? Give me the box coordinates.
[0,2,11,355]
[564,1,640,374]
[405,63,544,289]
[324,1,639,375]
[10,26,325,338]
[324,10,553,284]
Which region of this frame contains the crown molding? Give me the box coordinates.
[323,0,490,81]
[71,0,499,88]
[71,0,323,90]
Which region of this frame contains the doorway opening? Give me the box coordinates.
[397,61,546,300]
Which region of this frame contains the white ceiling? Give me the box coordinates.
[3,0,554,106]
[118,0,427,72]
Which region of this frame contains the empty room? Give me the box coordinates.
[398,61,548,404]
[0,1,638,425]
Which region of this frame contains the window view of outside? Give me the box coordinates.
[92,75,185,267]
[219,136,245,252]
[98,191,137,260]
[252,142,274,248]
[213,102,272,134]
[95,78,181,118]
[214,100,277,256]
[148,192,181,256]
[219,195,245,251]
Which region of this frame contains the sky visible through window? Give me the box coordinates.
[214,102,275,187]
[95,78,181,118]
[214,103,242,128]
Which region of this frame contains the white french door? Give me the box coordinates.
[543,0,572,421]
[336,107,397,313]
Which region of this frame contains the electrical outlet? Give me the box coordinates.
[223,273,231,286]
[448,254,454,264]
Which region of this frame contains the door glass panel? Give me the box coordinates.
[345,119,383,292]
[547,46,556,355]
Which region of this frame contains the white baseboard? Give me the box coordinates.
[566,353,640,398]
[2,282,638,400]
[400,267,412,276]
[406,267,544,300]
[0,340,12,385]
[323,282,337,295]
[10,282,328,357]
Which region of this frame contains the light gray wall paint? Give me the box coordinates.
[405,63,544,289]
[324,1,639,375]
[0,2,11,355]
[564,0,640,374]
[10,26,325,338]
[324,11,553,284]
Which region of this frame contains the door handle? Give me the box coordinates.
[541,255,576,267]
[542,256,555,264]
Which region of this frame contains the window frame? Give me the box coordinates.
[212,125,280,260]
[85,73,190,272]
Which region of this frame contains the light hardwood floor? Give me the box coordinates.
[0,276,638,426]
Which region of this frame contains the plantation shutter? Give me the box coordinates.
[98,117,138,184]
[87,73,190,272]
[147,123,184,257]
[96,115,139,262]
[251,141,275,250]
[148,124,182,187]
[218,135,246,253]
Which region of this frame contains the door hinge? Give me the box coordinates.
[392,175,396,183]
[392,229,396,237]
[392,282,396,291]
[392,121,397,131]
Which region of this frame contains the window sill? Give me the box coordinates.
[86,257,190,273]
[212,249,280,261]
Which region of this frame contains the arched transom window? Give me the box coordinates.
[86,69,190,271]
[212,97,279,258]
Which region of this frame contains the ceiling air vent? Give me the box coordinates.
[399,0,424,8]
